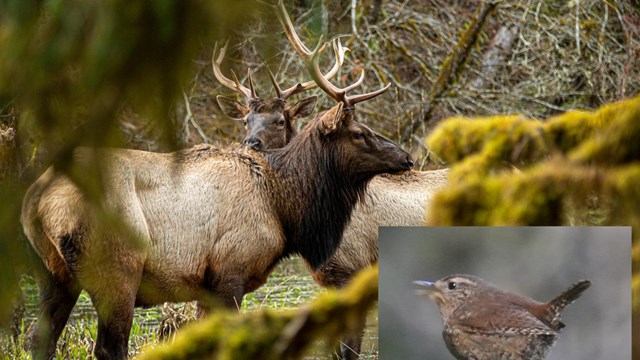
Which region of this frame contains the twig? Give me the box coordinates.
[575,0,581,56]
[182,91,210,143]
[351,0,357,34]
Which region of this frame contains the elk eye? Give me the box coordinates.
[277,119,286,126]
[353,131,364,140]
[448,281,457,290]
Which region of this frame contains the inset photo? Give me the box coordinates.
[378,227,631,360]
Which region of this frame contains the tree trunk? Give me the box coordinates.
[368,0,383,24]
[323,0,352,34]
[470,24,519,89]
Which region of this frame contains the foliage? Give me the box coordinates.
[401,0,498,141]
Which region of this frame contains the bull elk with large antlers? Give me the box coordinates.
[21,31,412,359]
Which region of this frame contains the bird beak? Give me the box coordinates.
[413,280,442,300]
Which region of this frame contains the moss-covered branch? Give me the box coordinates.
[425,95,640,230]
[427,96,640,181]
[136,266,378,360]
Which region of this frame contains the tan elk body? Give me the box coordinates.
[23,146,284,303]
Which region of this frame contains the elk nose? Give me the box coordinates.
[243,137,263,151]
[406,156,414,169]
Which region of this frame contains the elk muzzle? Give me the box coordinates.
[379,136,414,174]
[243,136,263,151]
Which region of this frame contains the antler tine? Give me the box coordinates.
[342,69,365,93]
[230,70,245,96]
[347,82,392,105]
[268,69,285,99]
[309,40,390,107]
[306,40,349,104]
[272,39,349,101]
[212,41,254,101]
[277,0,390,107]
[295,39,348,90]
[246,68,258,99]
[327,39,349,79]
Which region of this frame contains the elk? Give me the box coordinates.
[21,39,413,359]
[212,2,447,359]
[213,38,347,150]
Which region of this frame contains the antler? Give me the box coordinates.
[212,41,258,102]
[276,0,390,108]
[268,39,348,101]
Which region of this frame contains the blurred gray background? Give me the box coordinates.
[378,227,631,360]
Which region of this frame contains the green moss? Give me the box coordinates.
[544,99,639,156]
[427,114,549,180]
[569,99,640,164]
[544,110,595,152]
[427,96,640,174]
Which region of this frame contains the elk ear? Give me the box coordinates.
[319,102,344,135]
[285,96,317,121]
[217,95,250,120]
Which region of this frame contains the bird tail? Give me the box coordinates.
[549,280,591,311]
[545,280,591,329]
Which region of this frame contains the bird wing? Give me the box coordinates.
[451,301,558,336]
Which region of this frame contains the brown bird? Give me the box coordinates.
[414,274,591,360]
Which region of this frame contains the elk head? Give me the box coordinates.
[213,40,347,150]
[276,0,412,179]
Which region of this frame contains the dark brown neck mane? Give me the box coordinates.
[265,123,367,270]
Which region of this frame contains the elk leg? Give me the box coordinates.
[195,301,209,319]
[338,315,366,360]
[30,273,81,360]
[88,263,142,360]
[91,287,137,360]
[197,272,245,317]
[220,288,244,310]
[324,272,366,360]
[196,287,245,319]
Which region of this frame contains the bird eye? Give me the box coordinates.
[448,281,457,290]
[277,119,286,126]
